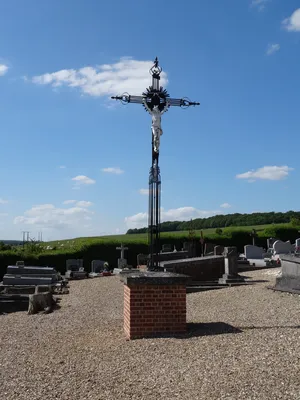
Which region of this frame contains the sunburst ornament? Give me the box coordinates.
[142,86,170,113]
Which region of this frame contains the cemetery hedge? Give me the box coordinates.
[0,223,299,279]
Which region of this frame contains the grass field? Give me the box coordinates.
[44,223,286,249]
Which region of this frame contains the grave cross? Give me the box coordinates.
[112,57,200,270]
[116,243,128,259]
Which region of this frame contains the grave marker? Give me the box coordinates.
[116,243,128,269]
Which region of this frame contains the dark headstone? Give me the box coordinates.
[267,237,277,249]
[214,245,224,256]
[161,244,173,253]
[204,243,215,255]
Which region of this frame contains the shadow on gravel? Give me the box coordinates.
[185,322,243,338]
[238,325,300,330]
[0,297,62,315]
[0,300,29,314]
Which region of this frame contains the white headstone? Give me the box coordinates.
[273,240,292,255]
[244,245,264,259]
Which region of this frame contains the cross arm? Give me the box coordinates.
[111,94,144,104]
[168,97,200,108]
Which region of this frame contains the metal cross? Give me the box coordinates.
[112,57,200,270]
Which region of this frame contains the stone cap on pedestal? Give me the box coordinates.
[280,254,300,264]
[121,271,190,286]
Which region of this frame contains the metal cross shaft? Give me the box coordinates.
[111,57,200,271]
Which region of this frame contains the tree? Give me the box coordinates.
[290,217,300,227]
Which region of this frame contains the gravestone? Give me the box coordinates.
[295,238,300,254]
[161,256,224,282]
[16,261,25,266]
[137,253,148,266]
[244,245,264,259]
[274,254,300,294]
[154,251,189,263]
[273,240,292,255]
[65,259,87,279]
[267,237,277,249]
[214,245,224,256]
[88,260,108,278]
[219,247,245,284]
[116,244,128,269]
[2,265,61,287]
[162,244,173,253]
[182,242,189,252]
[91,260,106,273]
[204,243,215,255]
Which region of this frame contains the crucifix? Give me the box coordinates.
[116,243,128,259]
[112,57,200,271]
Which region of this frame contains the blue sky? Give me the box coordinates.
[0,0,300,240]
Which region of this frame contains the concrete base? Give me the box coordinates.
[273,255,300,294]
[65,270,87,280]
[88,272,102,278]
[218,273,245,285]
[117,268,140,275]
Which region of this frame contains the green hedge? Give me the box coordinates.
[1,226,299,279]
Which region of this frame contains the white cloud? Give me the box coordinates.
[75,200,93,207]
[125,207,221,229]
[282,9,300,32]
[0,198,8,204]
[63,200,93,207]
[220,203,231,209]
[250,0,269,11]
[0,64,8,76]
[14,203,93,230]
[101,167,124,175]
[30,57,168,98]
[236,166,293,181]
[139,188,149,195]
[59,165,66,169]
[63,200,76,205]
[266,43,280,55]
[71,175,96,187]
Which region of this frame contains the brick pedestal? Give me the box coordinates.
[122,272,189,340]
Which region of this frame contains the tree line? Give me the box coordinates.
[126,211,300,234]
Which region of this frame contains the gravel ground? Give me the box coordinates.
[1,268,300,400]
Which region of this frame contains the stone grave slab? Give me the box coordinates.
[244,245,264,259]
[3,265,58,286]
[273,240,292,255]
[161,255,224,282]
[273,255,300,294]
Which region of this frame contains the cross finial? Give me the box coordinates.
[150,57,162,78]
